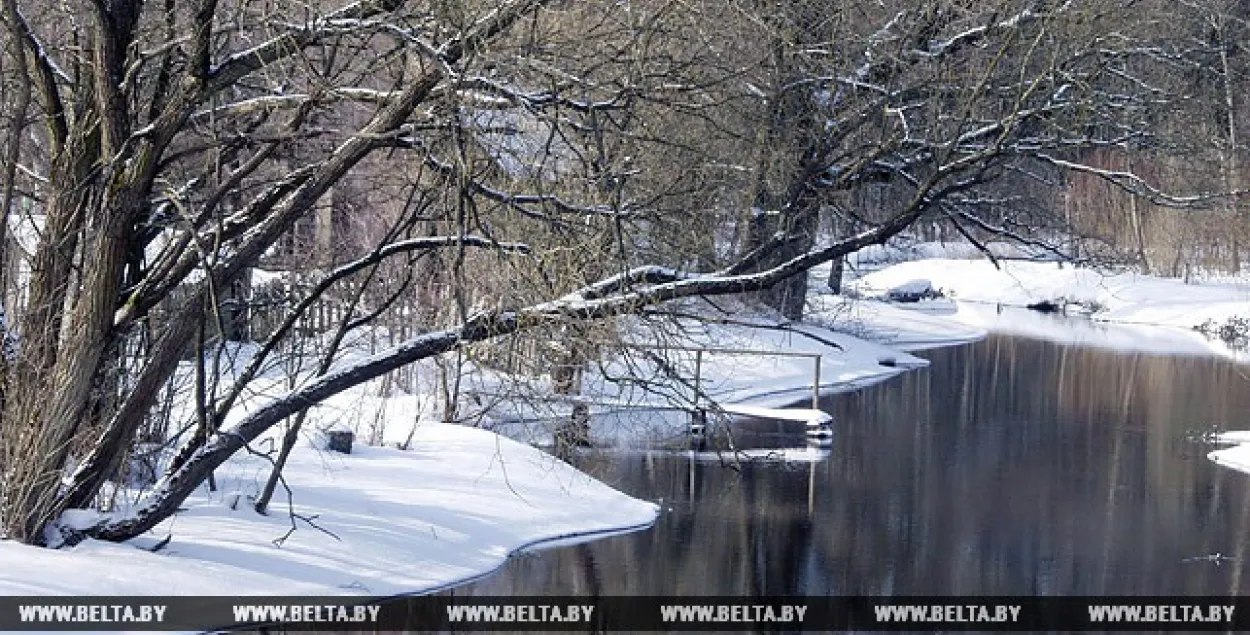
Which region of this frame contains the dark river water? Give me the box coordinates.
[453,333,1250,597]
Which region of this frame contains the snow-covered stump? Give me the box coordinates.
[885,279,940,302]
[326,430,354,454]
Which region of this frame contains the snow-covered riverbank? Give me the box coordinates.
[853,258,1250,331]
[11,247,1250,598]
[848,258,1250,360]
[0,297,980,596]
[0,422,658,595]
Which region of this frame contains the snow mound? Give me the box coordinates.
[884,279,940,302]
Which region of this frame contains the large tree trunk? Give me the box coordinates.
[39,0,544,544]
[1219,16,1244,273]
[740,3,822,321]
[746,200,819,320]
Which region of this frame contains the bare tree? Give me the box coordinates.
[0,0,1212,547]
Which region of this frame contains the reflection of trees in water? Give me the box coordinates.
[461,336,1250,597]
[463,452,826,596]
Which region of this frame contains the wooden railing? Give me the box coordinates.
[609,342,824,410]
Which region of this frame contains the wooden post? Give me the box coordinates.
[689,452,696,503]
[808,461,816,515]
[693,349,703,407]
[812,356,821,409]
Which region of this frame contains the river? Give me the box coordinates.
[452,332,1250,596]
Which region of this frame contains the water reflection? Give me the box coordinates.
[456,335,1250,597]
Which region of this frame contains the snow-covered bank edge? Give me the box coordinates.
[853,258,1250,332]
[0,423,660,598]
[850,258,1250,360]
[470,306,984,449]
[397,520,660,598]
[1207,433,1250,478]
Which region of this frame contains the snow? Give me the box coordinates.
[843,239,1056,268]
[1209,439,1250,476]
[852,259,1250,331]
[813,247,1250,358]
[0,422,657,596]
[470,314,931,431]
[883,278,936,301]
[665,320,929,406]
[844,257,1250,360]
[688,446,833,464]
[941,302,1250,360]
[453,294,987,452]
[719,404,832,427]
[807,295,985,351]
[1208,432,1250,476]
[1213,431,1250,445]
[458,311,937,449]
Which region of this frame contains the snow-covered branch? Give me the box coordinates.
[450,77,634,113]
[204,0,407,95]
[909,7,1043,61]
[1035,153,1222,207]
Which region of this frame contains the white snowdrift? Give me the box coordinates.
[844,240,1058,268]
[647,320,931,406]
[0,422,657,596]
[853,259,1250,330]
[472,317,932,427]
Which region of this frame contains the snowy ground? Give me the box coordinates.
[852,258,1250,330]
[847,257,1250,360]
[806,293,985,352]
[463,301,983,447]
[942,302,1250,360]
[0,421,657,596]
